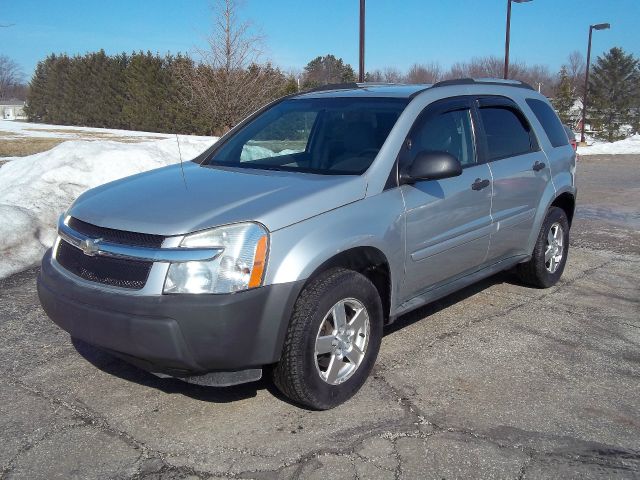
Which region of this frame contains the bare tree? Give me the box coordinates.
[381,67,403,83]
[405,62,442,84]
[565,50,586,99]
[0,55,23,100]
[177,0,286,134]
[445,56,505,79]
[441,56,555,95]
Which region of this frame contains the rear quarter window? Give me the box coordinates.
[526,98,569,148]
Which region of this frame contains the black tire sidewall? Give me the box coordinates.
[299,271,383,409]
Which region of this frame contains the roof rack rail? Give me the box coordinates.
[306,82,360,92]
[432,78,535,91]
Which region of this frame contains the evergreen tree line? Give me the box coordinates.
[24,48,639,141]
[25,50,295,135]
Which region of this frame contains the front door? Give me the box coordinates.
[400,98,493,302]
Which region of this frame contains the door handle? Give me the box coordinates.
[471,178,490,191]
[533,161,546,172]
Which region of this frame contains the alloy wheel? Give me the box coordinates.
[314,298,370,385]
[545,222,564,273]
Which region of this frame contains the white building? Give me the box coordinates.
[1,100,27,120]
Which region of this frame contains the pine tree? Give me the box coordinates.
[588,47,639,142]
[281,75,298,95]
[123,51,167,132]
[302,55,356,89]
[552,66,575,125]
[24,56,53,122]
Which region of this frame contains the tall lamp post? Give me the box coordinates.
[504,0,532,80]
[359,0,365,82]
[580,23,610,145]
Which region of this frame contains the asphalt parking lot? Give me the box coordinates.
[1,154,638,480]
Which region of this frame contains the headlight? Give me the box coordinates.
[163,222,268,294]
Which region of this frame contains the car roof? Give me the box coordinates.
[294,83,431,99]
[293,78,535,100]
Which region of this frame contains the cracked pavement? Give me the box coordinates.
[1,154,639,479]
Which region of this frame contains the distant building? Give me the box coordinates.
[1,100,27,120]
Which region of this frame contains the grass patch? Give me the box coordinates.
[0,136,165,158]
[23,128,167,141]
[0,130,20,138]
[23,127,90,135]
[0,138,67,157]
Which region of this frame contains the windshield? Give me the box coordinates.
[205,97,409,175]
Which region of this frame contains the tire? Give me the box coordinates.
[272,267,383,410]
[516,206,570,288]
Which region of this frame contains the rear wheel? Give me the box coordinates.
[516,206,570,288]
[272,268,383,410]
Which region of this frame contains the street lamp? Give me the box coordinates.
[580,23,610,145]
[504,0,532,80]
[359,0,365,82]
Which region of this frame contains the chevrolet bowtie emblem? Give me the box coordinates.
[79,237,102,256]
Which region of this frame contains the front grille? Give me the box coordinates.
[56,239,152,290]
[68,217,165,248]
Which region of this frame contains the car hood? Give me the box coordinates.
[68,162,367,235]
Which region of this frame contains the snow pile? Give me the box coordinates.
[0,136,216,278]
[578,134,640,155]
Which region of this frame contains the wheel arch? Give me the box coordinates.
[526,184,576,255]
[301,246,393,324]
[550,191,576,226]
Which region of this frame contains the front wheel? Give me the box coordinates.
[516,206,570,288]
[272,268,383,410]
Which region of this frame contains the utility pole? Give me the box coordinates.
[504,0,532,79]
[359,0,365,82]
[580,23,610,144]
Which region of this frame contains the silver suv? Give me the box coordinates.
[38,79,576,409]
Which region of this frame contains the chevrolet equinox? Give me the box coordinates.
[38,79,577,409]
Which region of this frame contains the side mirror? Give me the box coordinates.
[401,151,463,184]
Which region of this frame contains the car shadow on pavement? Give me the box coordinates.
[384,270,519,336]
[71,337,272,404]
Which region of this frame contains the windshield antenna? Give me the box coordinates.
[175,133,187,189]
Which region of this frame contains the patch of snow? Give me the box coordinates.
[578,134,640,155]
[241,145,276,161]
[0,119,181,140]
[240,145,301,161]
[0,136,217,279]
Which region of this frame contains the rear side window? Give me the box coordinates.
[479,107,533,160]
[526,98,570,148]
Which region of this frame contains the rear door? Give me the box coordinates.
[475,96,550,261]
[400,97,493,301]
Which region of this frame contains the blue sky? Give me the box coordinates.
[2,0,639,79]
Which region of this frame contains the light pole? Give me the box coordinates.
[504,0,532,80]
[580,23,610,145]
[359,0,365,82]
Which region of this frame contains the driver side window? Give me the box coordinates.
[410,108,476,167]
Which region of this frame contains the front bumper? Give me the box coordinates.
[37,249,304,378]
